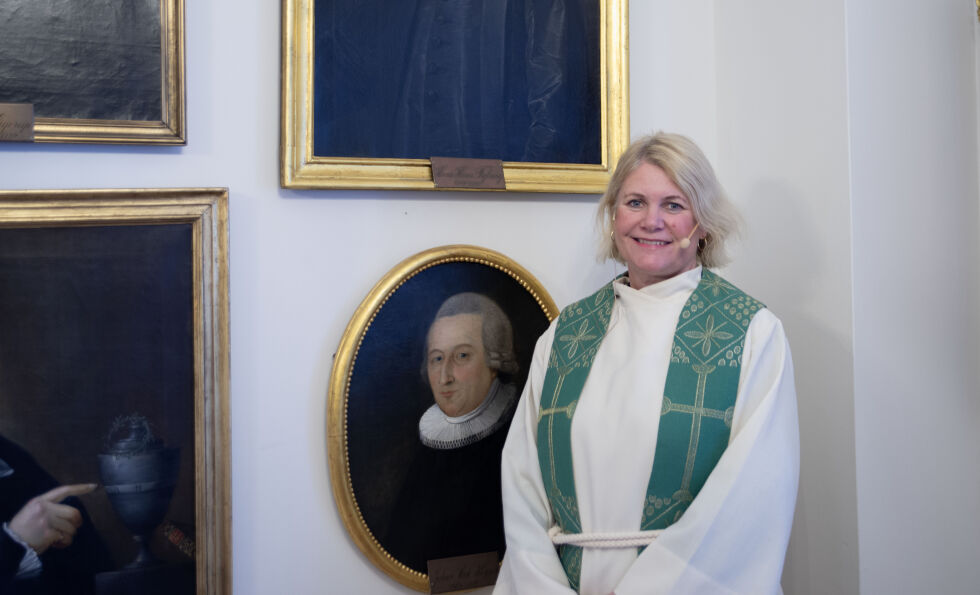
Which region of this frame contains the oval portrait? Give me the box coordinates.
[328,245,557,591]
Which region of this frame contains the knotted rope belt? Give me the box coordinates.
[547,525,663,549]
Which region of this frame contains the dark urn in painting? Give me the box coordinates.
[98,414,179,568]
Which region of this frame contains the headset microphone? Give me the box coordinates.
[678,222,700,249]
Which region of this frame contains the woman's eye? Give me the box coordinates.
[664,201,683,211]
[625,198,643,208]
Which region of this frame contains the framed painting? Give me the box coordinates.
[0,0,185,145]
[281,0,629,192]
[328,245,558,591]
[0,189,229,594]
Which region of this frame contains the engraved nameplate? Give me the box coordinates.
[427,551,500,593]
[0,103,35,142]
[430,157,506,190]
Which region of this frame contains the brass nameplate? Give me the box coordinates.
[0,103,34,142]
[431,157,506,190]
[427,551,499,593]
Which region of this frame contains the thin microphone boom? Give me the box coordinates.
[678,222,700,249]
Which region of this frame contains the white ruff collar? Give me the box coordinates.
[418,379,517,450]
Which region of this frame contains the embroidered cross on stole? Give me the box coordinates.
[535,269,764,591]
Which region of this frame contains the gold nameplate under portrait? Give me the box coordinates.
[430,157,506,190]
[0,103,34,141]
[428,552,501,593]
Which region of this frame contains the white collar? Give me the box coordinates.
[614,266,702,300]
[418,379,517,450]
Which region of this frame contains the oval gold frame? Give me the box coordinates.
[327,245,558,591]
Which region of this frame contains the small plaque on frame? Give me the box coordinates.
[430,157,506,190]
[0,103,35,142]
[427,551,500,593]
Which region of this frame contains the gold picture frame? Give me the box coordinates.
[1,0,185,145]
[0,188,229,593]
[328,245,558,591]
[281,0,629,192]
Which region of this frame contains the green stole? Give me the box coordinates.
[535,269,764,591]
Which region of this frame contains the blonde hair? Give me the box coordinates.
[597,132,741,268]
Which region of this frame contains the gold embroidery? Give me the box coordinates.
[683,314,734,357]
[538,401,577,423]
[558,319,597,359]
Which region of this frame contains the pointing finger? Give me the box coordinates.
[38,483,98,503]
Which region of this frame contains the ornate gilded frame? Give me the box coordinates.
[327,245,558,591]
[4,0,185,145]
[0,188,229,593]
[281,0,629,192]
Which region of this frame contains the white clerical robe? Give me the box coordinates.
[495,267,799,595]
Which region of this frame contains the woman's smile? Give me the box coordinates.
[612,162,703,289]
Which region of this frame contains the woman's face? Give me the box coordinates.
[613,162,703,289]
[426,313,497,417]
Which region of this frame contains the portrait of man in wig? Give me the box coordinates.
[383,293,519,573]
[418,292,520,450]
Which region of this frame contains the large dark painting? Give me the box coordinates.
[328,245,558,591]
[281,0,629,192]
[0,0,161,121]
[0,189,230,595]
[0,225,194,594]
[313,0,600,164]
[0,1,185,144]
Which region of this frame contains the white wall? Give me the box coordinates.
[848,1,980,593]
[0,1,977,593]
[714,2,860,593]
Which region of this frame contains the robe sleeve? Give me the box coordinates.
[495,322,576,594]
[614,309,799,595]
[1,523,26,585]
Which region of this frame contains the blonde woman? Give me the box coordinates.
[496,132,799,594]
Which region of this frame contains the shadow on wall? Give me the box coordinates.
[727,179,860,595]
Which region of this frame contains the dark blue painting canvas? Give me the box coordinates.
[313,0,601,164]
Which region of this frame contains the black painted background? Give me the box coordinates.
[0,224,195,572]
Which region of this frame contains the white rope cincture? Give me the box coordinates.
[547,525,663,549]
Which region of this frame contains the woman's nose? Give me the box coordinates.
[640,206,663,228]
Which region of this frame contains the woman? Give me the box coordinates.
[495,133,799,594]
